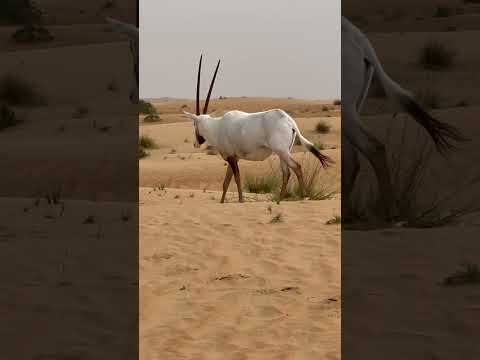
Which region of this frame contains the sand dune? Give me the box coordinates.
[140,187,340,360]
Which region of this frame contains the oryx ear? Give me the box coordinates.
[183,111,198,122]
[106,17,138,39]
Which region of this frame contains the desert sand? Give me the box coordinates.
[140,98,341,359]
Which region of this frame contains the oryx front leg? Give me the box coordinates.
[220,165,233,203]
[226,158,244,203]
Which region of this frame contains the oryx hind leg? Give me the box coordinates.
[279,159,291,201]
[220,165,233,203]
[343,106,394,221]
[275,151,305,199]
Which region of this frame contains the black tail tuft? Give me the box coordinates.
[307,144,335,169]
[403,97,469,156]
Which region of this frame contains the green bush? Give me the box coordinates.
[419,40,456,70]
[0,73,44,106]
[139,99,157,115]
[12,24,54,43]
[0,103,20,130]
[244,174,279,194]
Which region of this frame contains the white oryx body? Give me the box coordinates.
[341,16,465,221]
[106,17,139,103]
[186,108,332,161]
[186,56,333,203]
[188,109,309,161]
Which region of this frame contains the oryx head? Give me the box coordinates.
[184,55,221,148]
[106,17,139,103]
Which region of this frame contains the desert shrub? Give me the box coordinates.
[144,113,160,122]
[326,215,341,225]
[0,0,42,24]
[101,0,115,10]
[386,117,479,227]
[139,135,157,149]
[11,24,54,43]
[0,73,44,106]
[442,262,480,286]
[315,120,331,134]
[244,174,279,194]
[72,106,89,119]
[434,5,453,18]
[333,99,341,106]
[139,99,157,115]
[322,105,330,111]
[419,40,456,70]
[107,80,117,92]
[0,103,20,130]
[139,146,148,159]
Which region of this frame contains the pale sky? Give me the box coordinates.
[140,0,340,100]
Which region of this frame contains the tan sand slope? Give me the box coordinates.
[140,187,340,360]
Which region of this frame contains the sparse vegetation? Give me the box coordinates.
[434,5,453,18]
[121,209,131,222]
[419,40,456,70]
[0,103,20,130]
[442,262,480,286]
[107,80,118,92]
[244,174,279,194]
[139,99,158,116]
[315,120,331,134]
[326,215,341,225]
[11,24,54,43]
[83,215,96,224]
[385,117,479,227]
[139,146,148,159]
[333,99,341,106]
[101,0,115,10]
[139,135,157,159]
[139,135,157,149]
[72,106,89,119]
[269,213,283,223]
[144,113,160,122]
[0,73,44,106]
[322,105,330,112]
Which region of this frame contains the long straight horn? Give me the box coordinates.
[203,59,221,114]
[196,55,203,115]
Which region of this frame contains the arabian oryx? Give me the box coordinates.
[341,16,466,222]
[105,17,138,103]
[184,55,334,203]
